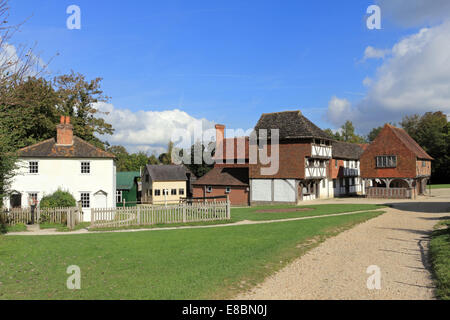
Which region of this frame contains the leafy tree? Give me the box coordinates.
[53,71,114,149]
[400,112,450,184]
[107,146,153,172]
[325,121,366,144]
[367,126,383,142]
[185,141,215,178]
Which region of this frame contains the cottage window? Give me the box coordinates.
[29,161,39,174]
[81,162,90,174]
[179,188,185,196]
[322,180,326,188]
[422,161,426,167]
[206,186,212,193]
[28,193,38,205]
[116,190,123,203]
[171,189,177,195]
[154,189,161,196]
[376,156,397,168]
[335,160,338,168]
[81,193,90,208]
[163,189,169,196]
[225,187,231,194]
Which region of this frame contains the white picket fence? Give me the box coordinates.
[91,201,231,229]
[0,206,83,229]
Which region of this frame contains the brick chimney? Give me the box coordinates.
[215,124,225,162]
[56,116,73,145]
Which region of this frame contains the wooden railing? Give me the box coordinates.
[91,201,231,229]
[0,206,83,230]
[366,187,413,199]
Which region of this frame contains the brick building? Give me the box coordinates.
[329,141,365,197]
[360,124,433,199]
[249,111,334,203]
[192,125,250,205]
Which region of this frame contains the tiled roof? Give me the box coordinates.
[193,167,249,186]
[387,125,434,160]
[116,171,140,190]
[18,136,115,158]
[254,110,332,140]
[332,141,364,160]
[145,165,189,182]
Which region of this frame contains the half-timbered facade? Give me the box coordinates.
[249,110,334,204]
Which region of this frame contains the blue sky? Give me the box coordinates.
[5,0,450,152]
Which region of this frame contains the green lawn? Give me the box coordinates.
[430,219,450,300]
[89,203,384,231]
[0,210,384,299]
[430,184,450,189]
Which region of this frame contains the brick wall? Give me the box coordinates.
[249,140,311,179]
[360,127,417,178]
[192,185,249,206]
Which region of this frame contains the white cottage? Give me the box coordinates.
[3,116,116,221]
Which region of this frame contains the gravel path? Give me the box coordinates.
[236,200,450,300]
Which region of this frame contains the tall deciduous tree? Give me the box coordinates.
[400,112,450,184]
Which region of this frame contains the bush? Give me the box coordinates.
[40,189,76,208]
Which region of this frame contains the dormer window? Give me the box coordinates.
[29,161,39,174]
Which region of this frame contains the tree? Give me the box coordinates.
[367,126,383,142]
[53,71,114,149]
[324,121,366,143]
[107,145,153,172]
[185,141,215,178]
[400,112,450,184]
[158,141,174,165]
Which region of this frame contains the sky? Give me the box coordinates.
[4,0,450,154]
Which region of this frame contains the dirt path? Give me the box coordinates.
[236,202,449,300]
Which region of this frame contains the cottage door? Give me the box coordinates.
[94,191,108,208]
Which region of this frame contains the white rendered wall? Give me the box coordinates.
[4,158,116,221]
[273,179,296,202]
[250,179,272,202]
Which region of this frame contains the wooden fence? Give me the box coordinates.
[91,201,230,229]
[0,206,83,230]
[366,187,413,199]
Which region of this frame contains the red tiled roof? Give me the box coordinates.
[193,167,249,186]
[18,136,115,159]
[387,124,434,160]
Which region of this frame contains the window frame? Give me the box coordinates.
[179,188,185,196]
[29,161,39,174]
[171,189,177,196]
[80,193,90,208]
[225,186,231,194]
[376,155,397,168]
[154,189,161,196]
[81,161,91,174]
[206,186,212,193]
[116,190,123,203]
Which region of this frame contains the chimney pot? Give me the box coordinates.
[56,117,74,145]
[215,124,225,163]
[60,116,65,124]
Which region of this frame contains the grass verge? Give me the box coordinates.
[430,184,450,189]
[89,203,384,232]
[0,210,384,299]
[430,219,450,300]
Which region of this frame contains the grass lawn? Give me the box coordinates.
[430,184,450,189]
[40,222,90,232]
[3,223,28,234]
[89,203,384,231]
[430,219,450,300]
[0,210,384,299]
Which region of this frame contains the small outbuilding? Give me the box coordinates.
[116,171,141,207]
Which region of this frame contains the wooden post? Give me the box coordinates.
[226,195,230,220]
[182,203,186,223]
[137,205,141,225]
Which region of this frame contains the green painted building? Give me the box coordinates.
[116,171,141,207]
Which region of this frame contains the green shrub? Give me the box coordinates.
[40,189,76,208]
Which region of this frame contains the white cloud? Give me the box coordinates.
[0,40,47,78]
[326,96,354,125]
[376,0,450,27]
[94,102,215,154]
[363,46,390,60]
[327,22,450,131]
